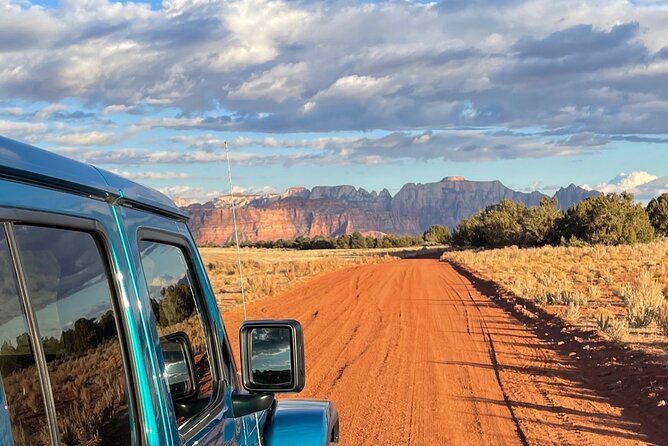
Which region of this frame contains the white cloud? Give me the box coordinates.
[315,75,397,101]
[0,0,667,135]
[52,131,118,146]
[230,62,308,102]
[0,107,24,116]
[101,104,135,115]
[51,128,608,167]
[34,103,66,121]
[159,184,278,205]
[109,169,191,180]
[159,185,223,204]
[583,171,668,199]
[0,119,48,139]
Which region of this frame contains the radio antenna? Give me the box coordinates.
[224,140,248,321]
[224,140,262,445]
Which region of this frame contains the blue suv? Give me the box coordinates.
[0,136,339,446]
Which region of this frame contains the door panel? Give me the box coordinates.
[117,206,246,446]
[13,225,132,446]
[0,179,177,446]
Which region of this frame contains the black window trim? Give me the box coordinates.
[0,206,143,446]
[136,227,233,442]
[2,222,61,445]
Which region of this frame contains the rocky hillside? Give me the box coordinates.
[184,177,597,244]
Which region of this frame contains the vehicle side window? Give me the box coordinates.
[14,225,132,446]
[0,227,49,446]
[138,240,214,427]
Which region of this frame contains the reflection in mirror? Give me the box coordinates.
[250,327,292,386]
[160,336,193,398]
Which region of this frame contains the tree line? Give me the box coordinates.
[210,225,452,250]
[453,192,668,248]
[203,192,668,251]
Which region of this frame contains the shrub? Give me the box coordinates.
[561,290,588,307]
[561,192,654,245]
[423,225,451,244]
[646,193,668,237]
[562,303,580,321]
[586,284,601,302]
[658,304,668,335]
[619,270,664,328]
[349,232,367,249]
[453,197,561,248]
[595,309,628,341]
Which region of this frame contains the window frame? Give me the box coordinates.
[0,207,142,446]
[136,227,232,442]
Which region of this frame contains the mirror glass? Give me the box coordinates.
[160,337,193,397]
[249,327,293,386]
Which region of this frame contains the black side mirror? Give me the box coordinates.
[239,320,305,393]
[160,332,198,401]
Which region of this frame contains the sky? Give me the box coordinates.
[1,0,668,203]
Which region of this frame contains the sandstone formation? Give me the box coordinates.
[183,177,597,244]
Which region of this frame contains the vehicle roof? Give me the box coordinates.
[0,136,187,220]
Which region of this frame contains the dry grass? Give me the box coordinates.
[618,270,665,328]
[200,247,427,311]
[442,240,668,349]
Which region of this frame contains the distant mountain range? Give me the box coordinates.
[183,177,599,244]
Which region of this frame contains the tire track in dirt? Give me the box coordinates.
[224,258,654,445]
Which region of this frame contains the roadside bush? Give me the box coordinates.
[618,270,664,328]
[562,303,580,321]
[452,197,561,247]
[560,192,654,245]
[595,309,628,341]
[658,304,668,335]
[646,193,668,237]
[239,231,425,250]
[423,224,451,244]
[454,193,655,249]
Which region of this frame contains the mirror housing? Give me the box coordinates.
[160,332,198,401]
[239,320,305,393]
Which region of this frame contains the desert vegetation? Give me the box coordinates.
[200,246,428,311]
[204,226,450,251]
[453,192,660,248]
[442,240,668,349]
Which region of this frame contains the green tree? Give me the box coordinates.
[561,192,654,245]
[453,198,563,248]
[423,225,451,244]
[522,197,562,246]
[335,234,351,249]
[349,232,367,249]
[477,200,527,247]
[646,193,668,236]
[380,236,395,249]
[452,214,485,247]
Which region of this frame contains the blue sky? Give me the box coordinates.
[1,0,668,203]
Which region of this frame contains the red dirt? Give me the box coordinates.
[223,258,666,445]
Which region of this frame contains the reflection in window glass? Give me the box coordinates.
[14,225,131,446]
[0,228,49,446]
[138,240,213,425]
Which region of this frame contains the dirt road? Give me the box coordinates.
[224,258,660,445]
